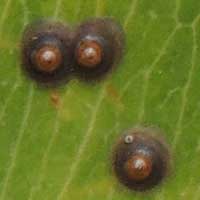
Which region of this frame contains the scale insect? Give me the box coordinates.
[21,20,73,87]
[71,18,125,81]
[112,127,170,191]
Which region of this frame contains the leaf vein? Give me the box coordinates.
[123,0,138,31]
[55,85,106,200]
[27,111,60,200]
[172,15,200,149]
[137,26,180,122]
[0,84,34,200]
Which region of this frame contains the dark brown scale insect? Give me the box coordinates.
[71,18,125,81]
[112,127,170,191]
[21,20,73,86]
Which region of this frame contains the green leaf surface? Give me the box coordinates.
[0,0,200,199]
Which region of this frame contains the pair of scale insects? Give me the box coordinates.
[21,17,124,86]
[21,18,170,192]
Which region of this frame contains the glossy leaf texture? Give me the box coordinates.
[0,0,200,200]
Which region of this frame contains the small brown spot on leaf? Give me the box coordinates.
[50,90,60,108]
